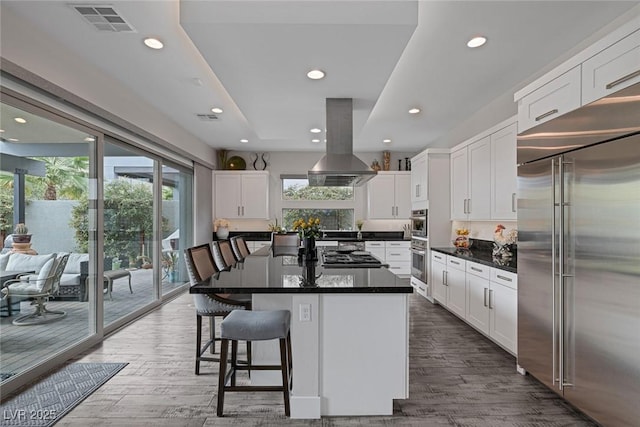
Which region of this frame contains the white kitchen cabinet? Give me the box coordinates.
[490,123,518,220]
[446,256,466,319]
[450,137,491,220]
[431,252,447,305]
[367,172,411,219]
[214,171,269,219]
[582,29,640,105]
[465,261,492,335]
[489,270,518,354]
[517,66,582,132]
[410,152,427,206]
[385,241,410,276]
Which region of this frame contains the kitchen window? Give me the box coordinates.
[281,175,354,230]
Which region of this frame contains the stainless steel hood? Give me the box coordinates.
[308,98,377,186]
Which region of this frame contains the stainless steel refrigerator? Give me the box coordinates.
[517,82,640,427]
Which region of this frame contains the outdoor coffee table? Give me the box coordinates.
[103,269,133,301]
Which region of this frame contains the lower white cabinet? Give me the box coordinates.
[431,251,518,355]
[367,240,410,276]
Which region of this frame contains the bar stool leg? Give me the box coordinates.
[286,332,293,389]
[195,314,202,375]
[247,341,252,378]
[279,337,291,417]
[209,316,216,354]
[231,340,238,386]
[217,338,229,417]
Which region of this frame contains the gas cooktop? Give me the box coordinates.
[321,251,386,268]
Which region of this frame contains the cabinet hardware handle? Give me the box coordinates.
[237,206,241,216]
[419,286,425,292]
[512,193,517,212]
[467,198,471,214]
[484,288,488,307]
[443,270,447,286]
[241,206,244,216]
[416,184,419,198]
[471,266,482,272]
[605,69,640,90]
[392,206,395,216]
[496,274,512,282]
[463,198,468,214]
[450,260,460,265]
[489,289,494,309]
[535,109,558,122]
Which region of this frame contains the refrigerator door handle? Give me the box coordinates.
[551,158,559,388]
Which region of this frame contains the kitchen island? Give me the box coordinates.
[190,246,412,419]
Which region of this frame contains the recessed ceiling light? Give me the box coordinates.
[467,36,487,48]
[8,138,19,142]
[211,107,224,114]
[0,129,4,133]
[307,69,325,80]
[240,139,249,144]
[311,139,320,143]
[143,37,164,50]
[310,128,322,133]
[84,137,95,142]
[408,108,421,114]
[14,117,27,124]
[383,139,392,144]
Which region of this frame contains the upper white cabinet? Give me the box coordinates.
[490,122,518,220]
[517,66,581,133]
[582,29,640,105]
[214,171,269,219]
[516,22,640,133]
[410,152,428,206]
[367,172,411,219]
[450,137,491,220]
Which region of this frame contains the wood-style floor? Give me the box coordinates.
[49,292,596,426]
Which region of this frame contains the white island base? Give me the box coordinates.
[251,293,409,419]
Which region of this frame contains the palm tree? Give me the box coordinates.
[30,156,88,200]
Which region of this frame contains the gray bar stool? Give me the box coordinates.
[217,309,293,417]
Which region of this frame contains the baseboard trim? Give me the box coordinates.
[290,395,321,419]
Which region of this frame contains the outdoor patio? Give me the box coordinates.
[0,268,187,381]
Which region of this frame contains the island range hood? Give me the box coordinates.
[308,98,377,186]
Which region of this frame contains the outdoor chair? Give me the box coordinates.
[184,244,251,375]
[1,253,69,326]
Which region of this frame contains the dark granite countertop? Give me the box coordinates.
[214,230,409,242]
[431,240,517,273]
[190,246,412,294]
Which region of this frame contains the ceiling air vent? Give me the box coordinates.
[196,114,220,121]
[71,4,135,32]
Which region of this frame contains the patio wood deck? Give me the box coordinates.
[0,268,185,379]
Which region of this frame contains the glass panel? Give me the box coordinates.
[282,178,353,200]
[0,100,95,382]
[282,208,354,231]
[102,142,156,325]
[161,162,192,294]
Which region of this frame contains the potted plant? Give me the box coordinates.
[214,218,230,239]
[12,223,31,243]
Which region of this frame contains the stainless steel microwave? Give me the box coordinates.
[410,209,427,237]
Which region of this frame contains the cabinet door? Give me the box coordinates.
[582,29,640,105]
[241,173,269,219]
[490,123,518,220]
[394,173,411,218]
[468,137,491,220]
[450,148,468,220]
[431,259,447,305]
[367,173,396,219]
[489,281,518,354]
[446,266,466,319]
[466,273,490,335]
[215,174,242,219]
[517,66,581,132]
[410,153,427,204]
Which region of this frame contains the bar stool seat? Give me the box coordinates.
[217,309,293,417]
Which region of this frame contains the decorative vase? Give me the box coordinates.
[216,227,229,240]
[357,230,363,240]
[382,151,391,171]
[303,236,316,260]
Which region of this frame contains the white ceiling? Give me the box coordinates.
[2,1,638,153]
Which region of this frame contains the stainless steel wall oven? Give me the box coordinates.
[410,237,427,283]
[410,209,427,237]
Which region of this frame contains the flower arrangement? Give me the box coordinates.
[214,218,230,230]
[356,219,364,231]
[292,217,321,239]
